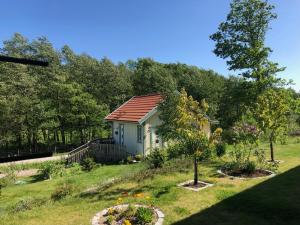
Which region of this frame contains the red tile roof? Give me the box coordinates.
[105,93,163,123]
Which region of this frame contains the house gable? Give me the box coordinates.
[105,93,163,123]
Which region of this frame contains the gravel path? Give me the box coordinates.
[0,155,67,167]
[0,169,39,179]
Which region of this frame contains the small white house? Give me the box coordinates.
[105,93,165,156]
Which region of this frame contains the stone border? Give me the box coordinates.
[217,169,275,180]
[92,204,164,225]
[266,160,284,164]
[177,180,214,192]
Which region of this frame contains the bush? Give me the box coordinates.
[51,182,75,201]
[80,157,97,172]
[67,163,82,175]
[136,207,153,224]
[223,161,240,172]
[39,161,65,180]
[0,164,18,188]
[165,143,186,159]
[244,161,256,174]
[215,143,226,157]
[145,148,166,169]
[13,197,47,212]
[134,154,142,161]
[223,160,257,174]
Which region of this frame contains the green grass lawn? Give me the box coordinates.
[0,139,299,225]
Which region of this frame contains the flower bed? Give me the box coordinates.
[92,204,164,225]
[217,169,275,179]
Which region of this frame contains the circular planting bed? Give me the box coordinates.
[217,169,275,179]
[92,204,164,225]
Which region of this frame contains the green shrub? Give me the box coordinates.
[39,161,65,180]
[223,161,240,172]
[244,161,256,174]
[51,182,75,201]
[166,143,186,159]
[134,154,142,161]
[145,148,167,169]
[223,160,257,174]
[13,197,47,212]
[215,143,226,157]
[296,137,300,143]
[136,207,153,224]
[80,157,97,172]
[68,163,82,175]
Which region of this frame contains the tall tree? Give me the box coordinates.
[132,58,177,95]
[210,0,285,91]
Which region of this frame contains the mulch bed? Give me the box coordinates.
[178,180,214,191]
[222,169,274,178]
[183,181,207,188]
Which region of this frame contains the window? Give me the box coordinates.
[137,125,142,143]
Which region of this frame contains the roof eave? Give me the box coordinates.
[104,96,134,121]
[138,106,158,124]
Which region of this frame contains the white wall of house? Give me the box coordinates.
[143,112,165,155]
[112,121,144,155]
[110,112,165,156]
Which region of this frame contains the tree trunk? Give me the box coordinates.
[32,132,37,152]
[270,137,274,162]
[70,131,73,144]
[80,129,84,144]
[194,156,198,185]
[61,128,66,145]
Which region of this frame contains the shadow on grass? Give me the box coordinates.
[172,166,300,225]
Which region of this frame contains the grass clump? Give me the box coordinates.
[13,197,47,212]
[51,181,75,201]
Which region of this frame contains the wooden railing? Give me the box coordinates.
[66,138,132,164]
[89,143,132,163]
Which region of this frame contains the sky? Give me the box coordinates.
[1,0,299,91]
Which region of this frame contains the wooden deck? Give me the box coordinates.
[66,138,132,164]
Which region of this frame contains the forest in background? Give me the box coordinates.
[0,33,299,153]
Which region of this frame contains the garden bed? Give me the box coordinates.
[178,180,214,191]
[217,169,275,179]
[92,204,164,225]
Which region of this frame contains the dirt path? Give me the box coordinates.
[0,155,67,167]
[0,169,39,179]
